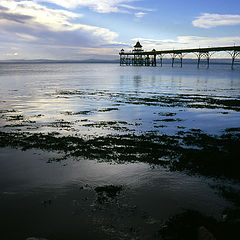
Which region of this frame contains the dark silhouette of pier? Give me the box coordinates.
[119,42,240,69]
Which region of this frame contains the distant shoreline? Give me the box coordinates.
[0,59,120,64]
[0,58,235,64]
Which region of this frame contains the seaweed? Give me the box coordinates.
[154,118,183,122]
[82,121,135,132]
[157,210,240,240]
[7,115,24,121]
[0,128,240,181]
[224,127,240,132]
[158,112,177,117]
[62,110,93,115]
[95,185,123,203]
[98,107,119,112]
[211,185,240,207]
[171,130,240,179]
[46,120,73,128]
[55,90,240,111]
[0,109,17,114]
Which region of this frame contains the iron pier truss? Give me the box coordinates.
[119,42,240,69]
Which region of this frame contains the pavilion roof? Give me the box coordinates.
[134,41,142,48]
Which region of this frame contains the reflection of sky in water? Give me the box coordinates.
[0,148,233,220]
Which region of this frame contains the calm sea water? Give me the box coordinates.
[0,63,239,239]
[0,63,239,134]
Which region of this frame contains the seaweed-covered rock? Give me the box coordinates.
[95,185,123,203]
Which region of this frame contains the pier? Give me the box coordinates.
[119,41,240,69]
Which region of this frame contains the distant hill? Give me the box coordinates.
[0,59,120,63]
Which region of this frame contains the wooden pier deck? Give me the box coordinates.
[119,43,240,69]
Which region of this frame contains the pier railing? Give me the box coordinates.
[119,46,240,69]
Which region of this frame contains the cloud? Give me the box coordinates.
[36,0,139,13]
[119,4,154,12]
[131,36,240,57]
[0,1,120,47]
[16,33,39,41]
[0,0,82,31]
[0,11,33,23]
[135,12,147,18]
[0,0,126,59]
[6,52,18,56]
[192,13,240,28]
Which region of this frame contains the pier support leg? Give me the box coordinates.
[231,56,235,70]
[231,51,237,70]
[197,52,209,68]
[172,57,175,67]
[229,50,239,70]
[153,54,156,66]
[180,57,183,68]
[160,57,162,67]
[120,56,123,66]
[146,56,148,66]
[197,56,200,68]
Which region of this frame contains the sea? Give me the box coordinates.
[0,62,239,239]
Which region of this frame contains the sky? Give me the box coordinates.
[0,0,240,60]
